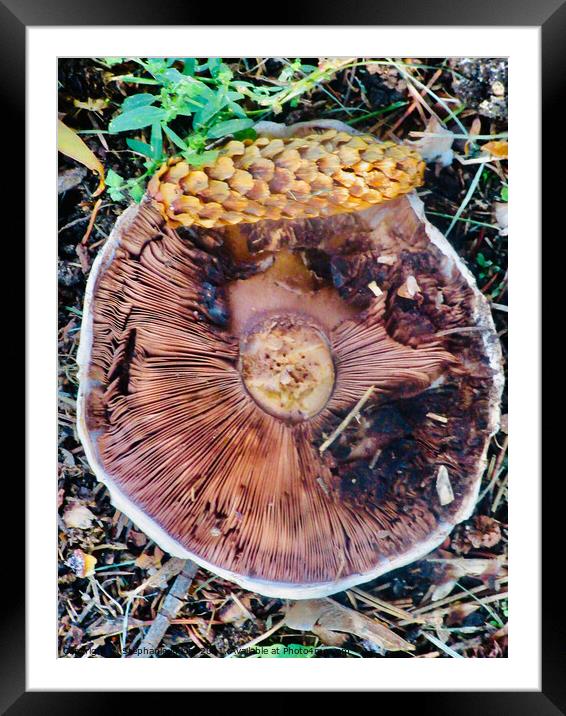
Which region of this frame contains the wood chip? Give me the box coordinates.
[436,465,454,506]
[427,412,448,424]
[397,275,420,299]
[367,280,383,297]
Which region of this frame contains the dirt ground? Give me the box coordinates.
[58,58,508,658]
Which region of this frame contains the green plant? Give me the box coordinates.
[103,57,355,202]
[102,57,504,204]
[476,252,501,280]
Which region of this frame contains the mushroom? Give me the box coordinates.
[77,121,503,599]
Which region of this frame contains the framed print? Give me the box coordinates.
[7,0,555,709]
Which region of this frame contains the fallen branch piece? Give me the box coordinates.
[130,559,198,658]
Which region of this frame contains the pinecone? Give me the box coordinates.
[147,129,424,229]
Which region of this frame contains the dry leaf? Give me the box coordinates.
[285,598,414,652]
[58,166,87,194]
[445,602,480,626]
[128,530,148,548]
[377,254,396,265]
[483,140,508,159]
[453,515,503,554]
[430,579,458,602]
[63,502,95,529]
[218,595,253,627]
[88,617,146,638]
[126,557,186,597]
[494,201,508,236]
[429,555,506,582]
[409,117,454,167]
[312,625,348,647]
[58,119,105,196]
[134,550,163,571]
[67,548,97,578]
[73,98,108,112]
[466,516,502,550]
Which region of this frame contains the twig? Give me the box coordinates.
[319,385,374,453]
[387,69,442,137]
[349,587,425,624]
[421,631,464,658]
[130,559,198,658]
[492,435,509,480]
[435,326,490,337]
[81,198,103,245]
[492,474,508,514]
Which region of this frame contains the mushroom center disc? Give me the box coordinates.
[239,315,335,422]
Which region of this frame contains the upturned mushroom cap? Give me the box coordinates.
[77,121,503,599]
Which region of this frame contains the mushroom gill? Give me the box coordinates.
[78,124,502,598]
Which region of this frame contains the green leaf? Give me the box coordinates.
[206,118,255,139]
[145,58,169,77]
[182,58,197,76]
[233,127,257,142]
[186,133,207,151]
[108,187,125,201]
[162,68,185,85]
[205,58,222,76]
[121,93,156,112]
[252,644,315,658]
[99,57,124,67]
[226,99,247,118]
[113,75,160,85]
[162,124,187,151]
[109,106,167,133]
[150,122,163,160]
[129,183,145,203]
[105,168,124,187]
[126,138,155,158]
[176,80,217,117]
[193,97,223,128]
[476,252,492,268]
[500,185,508,202]
[182,149,219,168]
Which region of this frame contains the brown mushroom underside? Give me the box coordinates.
[80,193,499,589]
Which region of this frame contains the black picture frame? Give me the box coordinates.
[9,0,554,711]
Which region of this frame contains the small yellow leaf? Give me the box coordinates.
[83,553,98,577]
[483,140,508,159]
[67,548,97,578]
[73,98,108,112]
[57,119,105,196]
